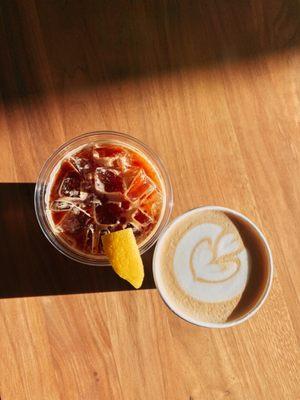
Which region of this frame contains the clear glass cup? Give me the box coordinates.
[35,131,173,266]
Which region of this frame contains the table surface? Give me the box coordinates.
[1,1,300,399]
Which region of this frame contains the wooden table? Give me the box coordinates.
[1,1,299,399]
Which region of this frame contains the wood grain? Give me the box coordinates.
[0,1,300,399]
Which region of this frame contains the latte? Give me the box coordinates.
[153,207,273,327]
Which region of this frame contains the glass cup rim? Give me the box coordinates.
[34,130,173,266]
[152,205,274,328]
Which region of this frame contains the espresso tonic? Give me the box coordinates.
[46,143,164,258]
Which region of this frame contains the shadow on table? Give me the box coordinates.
[0,0,299,103]
[0,183,155,299]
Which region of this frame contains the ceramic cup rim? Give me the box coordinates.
[152,205,274,328]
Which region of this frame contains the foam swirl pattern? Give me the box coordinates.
[173,222,248,303]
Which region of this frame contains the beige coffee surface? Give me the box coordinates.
[159,211,248,323]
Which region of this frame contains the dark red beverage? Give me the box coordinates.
[47,143,163,256]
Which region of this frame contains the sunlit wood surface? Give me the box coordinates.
[0,1,299,399]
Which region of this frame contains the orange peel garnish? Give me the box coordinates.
[102,228,144,289]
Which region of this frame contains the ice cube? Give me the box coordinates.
[93,145,125,159]
[95,202,123,225]
[70,156,92,174]
[80,173,93,193]
[94,167,124,193]
[84,223,100,254]
[93,145,130,170]
[113,153,130,172]
[50,199,74,211]
[123,167,140,189]
[121,200,131,210]
[140,188,163,220]
[59,171,81,197]
[133,209,153,226]
[70,146,93,174]
[58,210,88,234]
[93,146,118,167]
[125,168,156,202]
[84,223,94,252]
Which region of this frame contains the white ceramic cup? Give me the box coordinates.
[153,206,274,328]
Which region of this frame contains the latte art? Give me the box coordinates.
[190,232,242,283]
[154,209,253,324]
[154,207,273,327]
[173,222,248,303]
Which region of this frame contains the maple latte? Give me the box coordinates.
[153,207,273,327]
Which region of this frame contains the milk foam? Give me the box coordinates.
[173,223,248,303]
